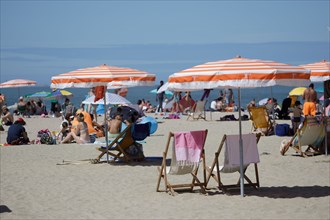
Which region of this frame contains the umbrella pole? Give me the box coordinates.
[103,88,109,163]
[238,88,244,197]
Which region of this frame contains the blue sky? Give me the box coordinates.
[1,0,329,85]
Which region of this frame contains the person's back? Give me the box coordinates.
[7,118,29,145]
[280,97,292,119]
[78,121,89,142]
[302,83,317,116]
[108,114,122,137]
[210,100,217,111]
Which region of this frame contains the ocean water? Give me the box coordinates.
[0,83,324,111]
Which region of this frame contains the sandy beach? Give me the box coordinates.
[0,112,329,220]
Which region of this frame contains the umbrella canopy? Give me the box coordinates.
[258,98,269,106]
[50,64,156,89]
[82,92,131,105]
[0,79,37,88]
[300,60,330,82]
[150,88,173,96]
[166,56,310,91]
[24,91,51,100]
[289,87,307,96]
[165,56,311,197]
[45,89,73,100]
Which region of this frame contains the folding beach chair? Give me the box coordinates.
[248,106,275,136]
[206,133,261,193]
[187,100,207,121]
[94,122,151,163]
[156,129,208,196]
[280,116,325,157]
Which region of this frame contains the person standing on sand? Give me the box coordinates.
[156,80,165,113]
[302,83,317,116]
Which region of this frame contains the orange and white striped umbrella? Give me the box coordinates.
[50,64,156,89]
[166,56,310,91]
[0,79,37,88]
[300,60,330,82]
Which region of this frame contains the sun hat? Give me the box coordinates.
[16,117,26,125]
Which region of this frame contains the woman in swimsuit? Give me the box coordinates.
[61,113,90,144]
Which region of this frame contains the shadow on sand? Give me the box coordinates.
[248,185,330,198]
[0,205,12,213]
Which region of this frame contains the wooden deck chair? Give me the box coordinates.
[206,133,261,193]
[280,116,325,157]
[187,100,207,121]
[248,106,275,136]
[94,122,150,163]
[156,129,208,196]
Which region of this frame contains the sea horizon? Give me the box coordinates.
[0,83,325,113]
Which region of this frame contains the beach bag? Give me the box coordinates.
[275,124,290,136]
[37,129,54,145]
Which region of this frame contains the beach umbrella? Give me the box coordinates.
[82,92,131,105]
[50,64,156,162]
[288,87,306,96]
[51,64,155,89]
[24,91,51,100]
[300,60,330,156]
[300,60,330,82]
[0,79,37,97]
[166,55,310,197]
[45,89,73,100]
[149,88,173,97]
[258,97,269,106]
[0,79,37,88]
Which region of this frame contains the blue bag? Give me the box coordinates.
[275,124,290,136]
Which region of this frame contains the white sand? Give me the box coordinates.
[0,112,329,219]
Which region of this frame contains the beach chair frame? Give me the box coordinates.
[94,124,135,163]
[187,100,207,121]
[206,133,261,193]
[156,129,208,196]
[281,116,325,157]
[248,106,274,136]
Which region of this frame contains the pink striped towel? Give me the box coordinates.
[174,130,206,165]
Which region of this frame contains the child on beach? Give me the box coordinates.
[291,100,303,134]
[57,121,70,142]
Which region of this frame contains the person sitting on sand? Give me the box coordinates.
[1,106,14,126]
[57,121,70,142]
[61,113,90,144]
[6,118,32,145]
[107,113,123,138]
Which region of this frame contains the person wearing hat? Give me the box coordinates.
[16,96,28,117]
[6,118,31,145]
[302,83,317,116]
[1,106,14,126]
